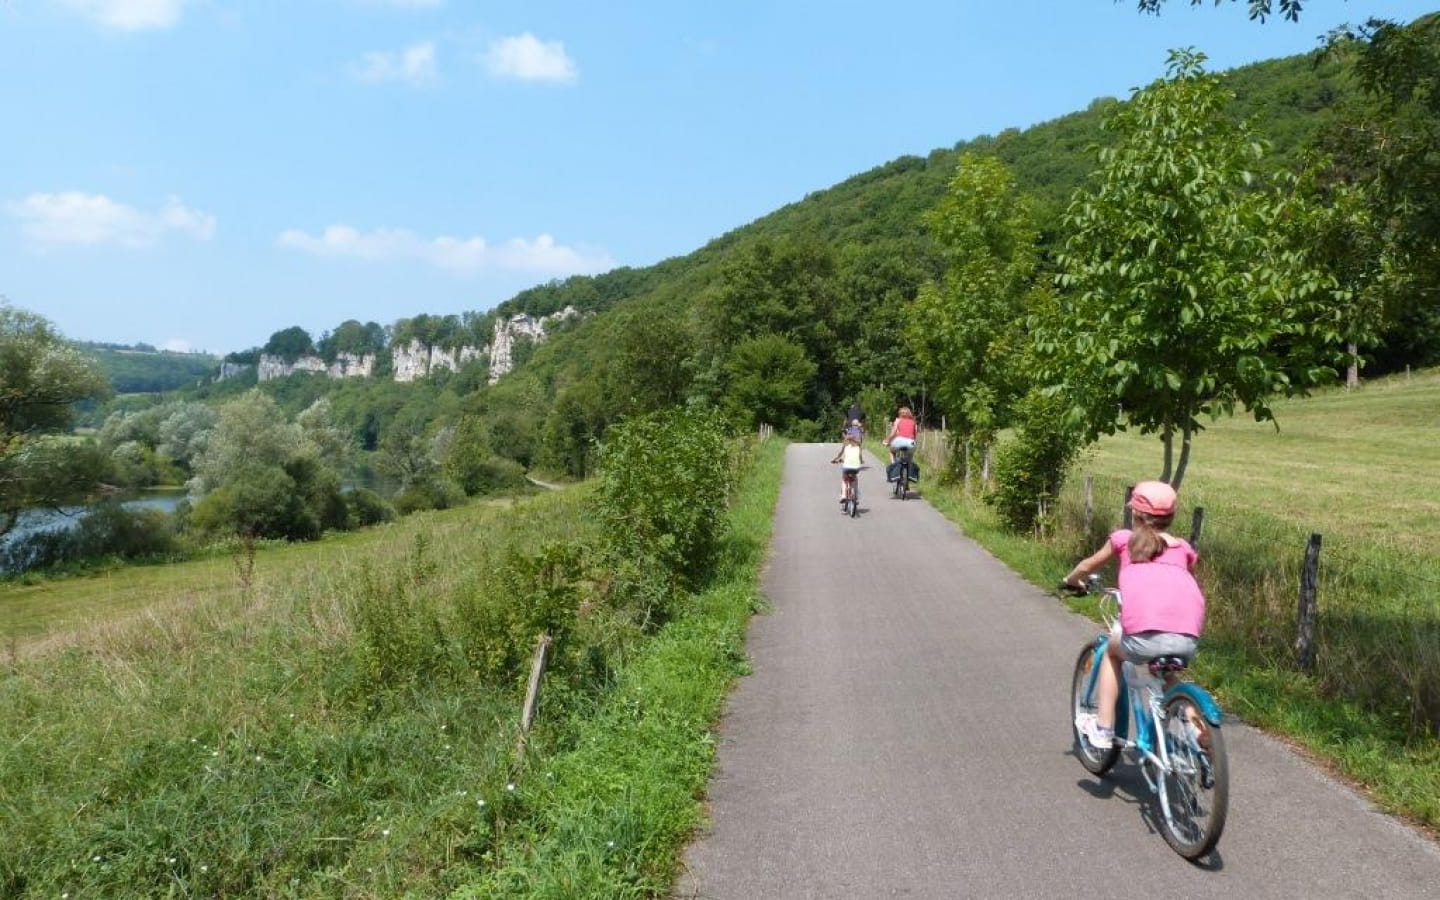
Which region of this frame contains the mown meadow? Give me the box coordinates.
[0,410,785,899]
[922,369,1440,830]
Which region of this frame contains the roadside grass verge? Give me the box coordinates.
[454,437,785,898]
[923,370,1440,830]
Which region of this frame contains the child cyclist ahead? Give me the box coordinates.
[1062,480,1206,749]
[830,433,864,508]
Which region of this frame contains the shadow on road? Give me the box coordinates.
[1069,747,1227,871]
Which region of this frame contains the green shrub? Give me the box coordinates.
[986,390,1081,532]
[595,407,732,620]
[189,462,319,540]
[393,476,468,515]
[454,455,527,497]
[345,486,396,528]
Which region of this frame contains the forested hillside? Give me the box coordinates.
[70,21,1440,523]
[76,342,218,394]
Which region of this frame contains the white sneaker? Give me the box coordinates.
[1081,715,1114,749]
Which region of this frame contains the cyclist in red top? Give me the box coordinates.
[882,406,917,463]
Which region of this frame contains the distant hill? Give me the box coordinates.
[76,342,218,394]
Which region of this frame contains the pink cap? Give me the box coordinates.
[1128,480,1177,517]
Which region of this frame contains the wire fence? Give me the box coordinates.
[1050,471,1440,735]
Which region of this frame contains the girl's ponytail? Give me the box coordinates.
[1128,510,1175,563]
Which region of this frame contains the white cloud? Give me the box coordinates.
[55,0,190,31]
[8,192,216,249]
[484,33,577,84]
[162,338,193,352]
[276,225,614,275]
[350,42,438,86]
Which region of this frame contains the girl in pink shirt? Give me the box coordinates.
[1062,480,1206,749]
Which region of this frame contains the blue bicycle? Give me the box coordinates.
[1067,576,1229,860]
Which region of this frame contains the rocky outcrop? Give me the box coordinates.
[326,352,375,379]
[488,306,579,384]
[255,353,375,382]
[218,361,250,381]
[390,340,486,383]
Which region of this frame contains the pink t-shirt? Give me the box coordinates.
[1110,529,1205,637]
[892,417,917,440]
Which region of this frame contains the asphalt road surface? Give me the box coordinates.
[677,443,1440,899]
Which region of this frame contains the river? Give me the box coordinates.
[2,489,188,547]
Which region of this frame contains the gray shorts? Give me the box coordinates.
[1120,630,1198,664]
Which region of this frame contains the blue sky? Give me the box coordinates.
[3,0,1437,355]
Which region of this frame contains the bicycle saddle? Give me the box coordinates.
[1147,655,1190,675]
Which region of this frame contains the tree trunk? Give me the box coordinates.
[1172,422,1194,491]
[1159,425,1174,483]
[1346,342,1359,390]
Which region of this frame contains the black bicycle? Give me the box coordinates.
[891,445,913,500]
[842,470,860,517]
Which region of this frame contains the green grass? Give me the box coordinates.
[0,490,601,898]
[921,369,1440,830]
[0,495,534,649]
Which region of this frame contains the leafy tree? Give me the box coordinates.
[188,390,350,539]
[907,154,1043,453]
[701,238,840,407]
[156,401,218,470]
[262,326,316,363]
[317,319,385,361]
[540,378,605,479]
[1322,15,1440,367]
[1136,0,1305,22]
[191,390,305,495]
[1034,50,1351,489]
[0,302,111,535]
[722,334,817,431]
[606,312,694,416]
[296,397,353,475]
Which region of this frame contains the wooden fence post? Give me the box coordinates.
[516,633,554,754]
[1122,485,1134,530]
[963,440,971,495]
[1295,533,1322,671]
[1083,476,1094,537]
[1189,507,1205,548]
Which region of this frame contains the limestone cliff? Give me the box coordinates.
[488,306,579,384]
[254,353,375,382]
[390,340,486,383]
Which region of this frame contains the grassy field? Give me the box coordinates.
[0,488,599,897]
[0,433,786,898]
[1074,368,1440,555]
[0,494,534,651]
[921,368,1440,830]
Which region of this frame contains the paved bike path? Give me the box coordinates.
[677,443,1440,899]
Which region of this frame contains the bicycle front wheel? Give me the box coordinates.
[1158,694,1229,860]
[1071,640,1120,776]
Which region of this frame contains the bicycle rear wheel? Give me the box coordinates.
[1071,640,1120,776]
[1158,694,1229,860]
